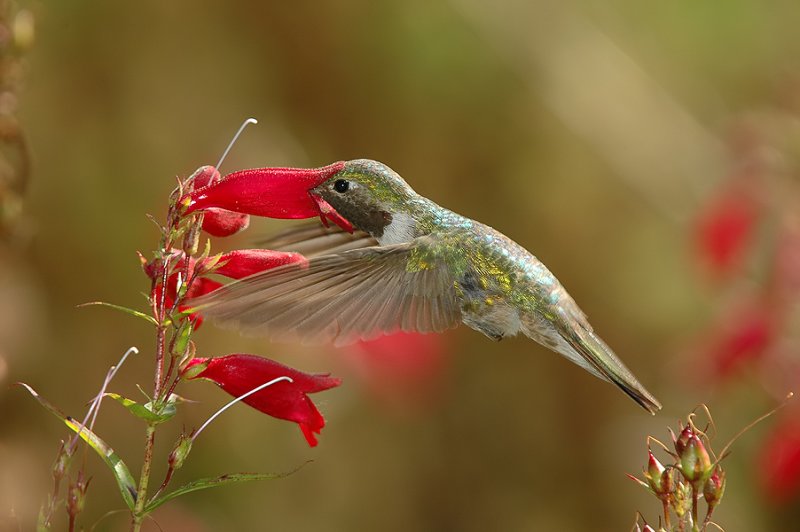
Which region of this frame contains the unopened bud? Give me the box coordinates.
[680,433,712,483]
[673,424,693,456]
[66,472,90,518]
[703,466,726,509]
[644,451,666,493]
[168,433,193,471]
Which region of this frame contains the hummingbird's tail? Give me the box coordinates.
[524,310,662,414]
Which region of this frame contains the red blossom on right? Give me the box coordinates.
[758,416,800,503]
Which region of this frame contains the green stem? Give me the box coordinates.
[131,424,156,532]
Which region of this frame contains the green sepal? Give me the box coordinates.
[18,383,137,510]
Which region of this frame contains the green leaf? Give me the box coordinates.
[105,393,176,424]
[77,301,157,325]
[17,383,138,510]
[145,472,284,512]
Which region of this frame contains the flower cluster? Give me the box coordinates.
[146,161,353,447]
[629,416,726,531]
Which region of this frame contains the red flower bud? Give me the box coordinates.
[185,355,341,447]
[182,162,346,223]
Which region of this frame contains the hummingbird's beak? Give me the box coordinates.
[309,191,354,233]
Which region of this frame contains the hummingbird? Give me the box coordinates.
[195,159,661,413]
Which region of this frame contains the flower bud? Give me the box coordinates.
[66,472,90,519]
[644,451,666,493]
[168,433,193,470]
[673,424,693,456]
[703,466,726,509]
[680,432,712,483]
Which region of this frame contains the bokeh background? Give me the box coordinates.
[2,1,800,530]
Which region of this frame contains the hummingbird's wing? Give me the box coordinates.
[192,236,461,346]
[260,222,377,258]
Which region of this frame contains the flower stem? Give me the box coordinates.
[131,423,156,532]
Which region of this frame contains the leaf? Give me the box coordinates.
[105,393,176,424]
[17,383,138,510]
[145,472,284,512]
[77,301,157,325]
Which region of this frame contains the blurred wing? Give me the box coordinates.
[261,222,377,258]
[194,236,462,346]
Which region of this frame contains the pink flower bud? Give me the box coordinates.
[185,355,341,447]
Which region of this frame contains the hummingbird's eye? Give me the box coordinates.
[333,179,350,193]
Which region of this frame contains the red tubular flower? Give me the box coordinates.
[214,249,307,279]
[190,165,251,237]
[185,355,341,447]
[758,417,800,503]
[694,179,759,277]
[182,162,351,231]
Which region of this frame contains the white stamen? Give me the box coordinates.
[215,117,258,172]
[192,376,293,441]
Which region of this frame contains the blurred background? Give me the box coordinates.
[1,1,800,530]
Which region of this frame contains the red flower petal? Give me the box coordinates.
[215,249,307,279]
[186,354,341,447]
[183,162,345,219]
[201,209,250,237]
[759,417,800,503]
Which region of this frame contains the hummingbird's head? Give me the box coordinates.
[310,159,417,239]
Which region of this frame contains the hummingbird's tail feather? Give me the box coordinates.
[553,316,661,414]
